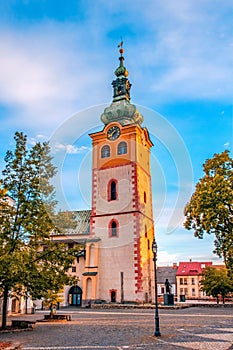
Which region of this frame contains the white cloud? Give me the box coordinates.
[0,24,111,133]
[127,1,233,103]
[157,249,223,266]
[28,134,47,145]
[0,0,232,136]
[66,145,89,154]
[156,230,223,265]
[36,134,47,139]
[157,251,179,265]
[53,142,89,154]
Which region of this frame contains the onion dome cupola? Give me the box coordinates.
[101,42,143,126]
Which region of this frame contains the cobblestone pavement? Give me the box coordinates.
[0,307,232,349]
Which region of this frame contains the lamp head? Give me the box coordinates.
[152,239,157,255]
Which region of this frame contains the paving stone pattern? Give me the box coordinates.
[0,307,232,350]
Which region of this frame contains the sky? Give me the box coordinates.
[0,0,232,265]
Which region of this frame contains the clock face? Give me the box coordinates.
[107,126,120,140]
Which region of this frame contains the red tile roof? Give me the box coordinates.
[176,261,212,276]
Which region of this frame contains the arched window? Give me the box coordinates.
[108,179,118,201]
[145,224,147,238]
[109,220,118,237]
[144,191,147,203]
[110,181,117,200]
[117,141,127,155]
[110,289,117,302]
[101,145,110,158]
[111,221,117,236]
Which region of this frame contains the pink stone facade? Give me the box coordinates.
[49,122,155,306]
[89,122,155,303]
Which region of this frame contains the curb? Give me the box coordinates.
[91,302,233,309]
[4,343,22,350]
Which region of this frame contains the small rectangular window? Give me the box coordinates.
[72,266,76,273]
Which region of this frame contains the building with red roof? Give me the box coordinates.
[176,261,212,300]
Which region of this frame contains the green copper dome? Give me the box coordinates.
[101,99,143,126]
[114,56,128,77]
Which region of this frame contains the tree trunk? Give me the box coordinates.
[49,304,56,319]
[1,285,9,330]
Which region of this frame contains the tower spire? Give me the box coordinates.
[112,40,131,86]
[100,43,143,126]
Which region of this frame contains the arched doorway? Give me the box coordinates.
[68,286,82,306]
[110,290,116,302]
[11,297,20,313]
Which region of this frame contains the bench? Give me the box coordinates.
[43,314,71,321]
[12,320,36,329]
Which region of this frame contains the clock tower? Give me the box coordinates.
[89,45,154,303]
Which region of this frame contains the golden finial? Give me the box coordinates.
[118,40,124,56]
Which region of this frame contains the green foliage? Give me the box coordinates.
[53,211,77,231]
[200,266,233,303]
[42,289,64,309]
[0,132,78,329]
[184,150,233,275]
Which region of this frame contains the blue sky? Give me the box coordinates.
[0,0,232,265]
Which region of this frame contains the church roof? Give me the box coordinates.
[72,210,91,234]
[54,210,91,236]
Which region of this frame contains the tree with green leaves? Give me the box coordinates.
[0,132,78,329]
[54,210,77,231]
[200,266,233,304]
[184,150,233,275]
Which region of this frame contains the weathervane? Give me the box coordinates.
[118,39,124,56]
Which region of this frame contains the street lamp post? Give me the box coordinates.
[152,238,161,337]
